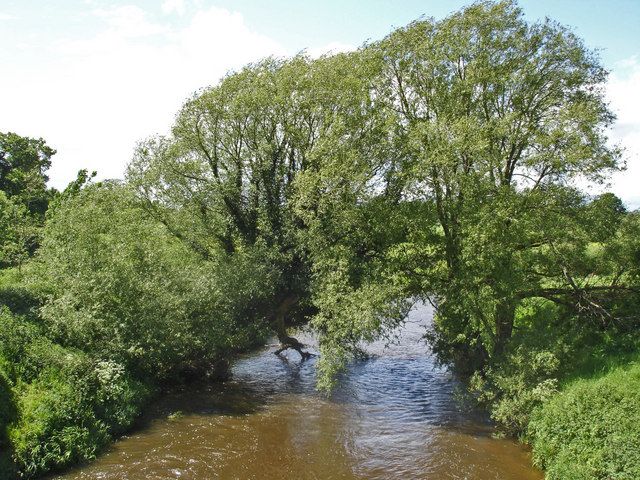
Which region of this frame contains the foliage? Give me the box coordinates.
[0,131,59,270]
[8,362,150,479]
[0,192,39,269]
[0,358,17,479]
[34,181,254,380]
[0,267,41,316]
[471,348,560,437]
[468,283,640,476]
[371,0,622,367]
[1,1,639,478]
[0,355,16,450]
[0,131,54,218]
[0,306,151,478]
[529,362,640,480]
[303,198,416,388]
[127,49,407,370]
[124,0,638,393]
[9,370,109,478]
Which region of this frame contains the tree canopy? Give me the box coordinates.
[0,132,58,269]
[0,132,54,218]
[123,0,636,386]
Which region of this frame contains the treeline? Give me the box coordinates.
[1,1,639,478]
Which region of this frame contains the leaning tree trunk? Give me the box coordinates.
[270,294,312,359]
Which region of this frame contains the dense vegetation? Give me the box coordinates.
[529,362,640,479]
[0,1,638,478]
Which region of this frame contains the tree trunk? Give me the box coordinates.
[494,300,515,356]
[271,294,312,359]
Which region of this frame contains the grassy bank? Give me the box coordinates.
[0,268,153,478]
[469,296,640,479]
[529,361,640,480]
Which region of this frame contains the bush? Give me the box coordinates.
[9,370,109,478]
[8,359,151,478]
[467,299,567,436]
[0,268,41,316]
[471,346,560,437]
[90,360,152,435]
[35,182,246,381]
[0,356,17,480]
[528,362,640,480]
[0,182,271,477]
[0,285,40,316]
[470,294,640,439]
[0,358,16,447]
[0,306,152,478]
[0,307,42,383]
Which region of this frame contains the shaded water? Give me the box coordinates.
[54,303,543,480]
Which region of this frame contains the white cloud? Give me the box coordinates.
[0,5,286,189]
[92,5,168,38]
[606,56,640,210]
[162,0,186,16]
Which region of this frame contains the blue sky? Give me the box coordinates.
[1,0,639,206]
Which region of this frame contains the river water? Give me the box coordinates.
[54,303,543,480]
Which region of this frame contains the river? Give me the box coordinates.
[53,302,543,480]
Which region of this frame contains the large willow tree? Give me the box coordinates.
[127,51,408,363]
[128,0,634,384]
[368,0,628,367]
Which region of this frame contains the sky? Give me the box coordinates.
[1,0,639,207]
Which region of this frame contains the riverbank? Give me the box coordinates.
[3,267,639,479]
[466,295,640,480]
[528,360,640,479]
[50,303,542,480]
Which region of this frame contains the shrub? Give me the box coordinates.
[528,362,640,480]
[470,347,560,437]
[90,360,152,435]
[0,305,151,477]
[8,359,151,479]
[35,182,245,381]
[0,307,42,383]
[0,285,40,316]
[0,268,41,316]
[8,370,109,478]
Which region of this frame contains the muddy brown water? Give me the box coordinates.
[53,303,543,480]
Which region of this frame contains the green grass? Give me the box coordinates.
[528,360,640,480]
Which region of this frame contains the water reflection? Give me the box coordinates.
[53,303,542,480]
